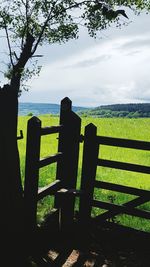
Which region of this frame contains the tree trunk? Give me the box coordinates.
[0,85,26,265]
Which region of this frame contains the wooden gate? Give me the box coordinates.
[24,102,150,234]
[24,97,81,233]
[79,123,150,225]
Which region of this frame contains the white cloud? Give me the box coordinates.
[18,12,150,106]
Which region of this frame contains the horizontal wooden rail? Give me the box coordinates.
[40,125,63,136]
[39,152,62,168]
[97,136,150,150]
[92,200,150,219]
[37,180,62,200]
[94,180,150,197]
[93,196,150,223]
[97,159,150,174]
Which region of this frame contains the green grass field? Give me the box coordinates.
[18,115,150,231]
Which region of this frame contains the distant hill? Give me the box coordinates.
[19,102,88,116]
[19,102,150,118]
[98,103,150,112]
[78,103,150,118]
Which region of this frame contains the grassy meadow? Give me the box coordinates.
[18,115,150,231]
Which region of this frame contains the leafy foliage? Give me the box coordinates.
[78,103,150,118]
[0,0,150,93]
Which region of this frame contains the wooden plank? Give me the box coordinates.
[39,152,62,168]
[55,97,81,231]
[92,199,150,219]
[97,159,150,174]
[37,180,62,200]
[93,196,150,222]
[24,116,41,232]
[97,136,150,150]
[40,125,63,136]
[94,180,150,197]
[79,123,99,225]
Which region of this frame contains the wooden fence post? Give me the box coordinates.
[56,97,81,231]
[79,123,99,226]
[24,116,41,234]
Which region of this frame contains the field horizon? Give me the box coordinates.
[19,101,150,118]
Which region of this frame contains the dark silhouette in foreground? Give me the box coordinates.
[30,219,150,267]
[22,98,150,267]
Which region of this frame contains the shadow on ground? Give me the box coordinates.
[31,221,150,267]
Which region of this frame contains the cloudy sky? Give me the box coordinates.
[1,10,150,107]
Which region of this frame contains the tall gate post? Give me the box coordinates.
[79,123,99,226]
[56,97,81,231]
[24,117,41,235]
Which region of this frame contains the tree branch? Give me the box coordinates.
[3,20,14,68]
[30,0,102,56]
[10,32,35,89]
[31,0,59,56]
[20,0,29,49]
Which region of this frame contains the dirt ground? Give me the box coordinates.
[31,222,150,267]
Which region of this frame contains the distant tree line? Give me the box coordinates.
[78,103,150,118]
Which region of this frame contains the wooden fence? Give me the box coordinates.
[24,97,81,233]
[24,98,150,234]
[79,123,150,225]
